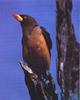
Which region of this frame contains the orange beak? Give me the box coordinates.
[12,13,23,22]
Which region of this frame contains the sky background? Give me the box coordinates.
[0,0,79,100]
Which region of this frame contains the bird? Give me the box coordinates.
[13,14,52,78]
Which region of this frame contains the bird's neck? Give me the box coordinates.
[22,25,37,36]
[22,27,33,35]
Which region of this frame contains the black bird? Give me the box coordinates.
[13,14,52,77]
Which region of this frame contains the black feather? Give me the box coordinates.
[40,27,52,56]
[40,27,52,50]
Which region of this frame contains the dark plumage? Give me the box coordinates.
[40,27,52,56]
[13,14,52,76]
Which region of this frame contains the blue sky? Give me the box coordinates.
[0,0,79,100]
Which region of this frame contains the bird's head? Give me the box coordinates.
[13,13,38,30]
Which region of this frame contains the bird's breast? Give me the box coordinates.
[22,30,50,70]
[27,31,50,57]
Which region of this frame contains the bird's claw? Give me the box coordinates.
[19,60,33,74]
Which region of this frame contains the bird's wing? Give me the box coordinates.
[40,26,52,50]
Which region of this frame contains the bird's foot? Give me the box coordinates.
[19,60,33,74]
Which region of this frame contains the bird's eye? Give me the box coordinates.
[24,16,28,19]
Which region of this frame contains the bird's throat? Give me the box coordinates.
[22,25,38,36]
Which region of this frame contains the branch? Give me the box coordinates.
[56,0,80,99]
[19,61,58,100]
